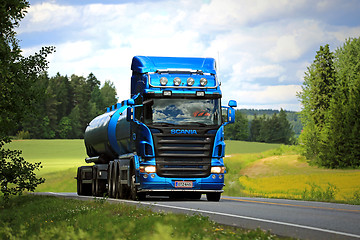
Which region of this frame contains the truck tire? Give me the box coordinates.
[129,167,145,201]
[77,167,82,195]
[77,167,92,196]
[111,161,118,198]
[206,192,221,202]
[92,167,106,197]
[115,163,126,199]
[108,162,114,198]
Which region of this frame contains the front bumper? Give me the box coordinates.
[138,172,225,193]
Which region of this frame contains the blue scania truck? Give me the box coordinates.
[76,56,237,201]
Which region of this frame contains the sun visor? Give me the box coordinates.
[131,56,217,74]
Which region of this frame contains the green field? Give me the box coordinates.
[225,140,282,154]
[8,139,88,192]
[0,195,281,240]
[7,139,282,193]
[7,139,360,204]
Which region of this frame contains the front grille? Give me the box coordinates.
[152,128,216,178]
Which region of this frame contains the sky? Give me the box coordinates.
[17,0,360,111]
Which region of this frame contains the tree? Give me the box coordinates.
[224,110,249,140]
[298,44,336,164]
[278,109,295,144]
[100,80,118,110]
[299,38,360,168]
[0,0,52,200]
[249,114,262,142]
[320,38,360,168]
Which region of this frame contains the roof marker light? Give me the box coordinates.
[160,77,168,86]
[173,77,181,86]
[200,78,208,86]
[187,77,195,86]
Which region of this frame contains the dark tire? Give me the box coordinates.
[92,167,98,196]
[82,182,92,196]
[129,174,137,200]
[115,164,126,199]
[77,167,92,196]
[92,167,106,197]
[111,162,118,198]
[108,162,113,198]
[206,192,221,202]
[77,167,82,195]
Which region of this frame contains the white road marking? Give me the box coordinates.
[47,193,360,239]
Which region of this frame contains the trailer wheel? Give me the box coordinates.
[108,162,114,198]
[77,167,91,196]
[111,161,118,198]
[115,164,126,199]
[92,167,106,197]
[77,167,82,195]
[206,192,221,202]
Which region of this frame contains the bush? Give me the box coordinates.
[16,130,30,139]
[0,137,45,202]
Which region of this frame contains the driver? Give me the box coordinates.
[192,110,210,117]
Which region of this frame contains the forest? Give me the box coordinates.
[13,72,298,145]
[224,109,297,144]
[15,73,118,139]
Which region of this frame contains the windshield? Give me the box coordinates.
[144,98,221,126]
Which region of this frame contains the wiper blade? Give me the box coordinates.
[180,122,208,127]
[153,122,177,126]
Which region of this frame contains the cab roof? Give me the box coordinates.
[131,56,217,75]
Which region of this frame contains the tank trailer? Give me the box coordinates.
[76,56,237,201]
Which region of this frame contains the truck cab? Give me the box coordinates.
[77,56,236,201]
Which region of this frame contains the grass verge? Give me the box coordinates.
[224,145,360,204]
[0,195,284,240]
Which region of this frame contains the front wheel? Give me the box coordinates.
[206,192,221,202]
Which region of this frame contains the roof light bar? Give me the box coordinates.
[173,77,181,86]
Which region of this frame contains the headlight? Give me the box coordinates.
[187,77,194,86]
[160,77,168,86]
[140,165,156,173]
[200,78,207,86]
[211,166,225,174]
[173,77,181,86]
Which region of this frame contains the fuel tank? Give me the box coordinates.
[84,103,132,162]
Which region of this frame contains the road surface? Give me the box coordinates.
[36,192,360,240]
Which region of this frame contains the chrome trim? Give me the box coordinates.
[147,73,219,89]
[138,189,223,193]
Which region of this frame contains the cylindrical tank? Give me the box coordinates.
[84,103,132,162]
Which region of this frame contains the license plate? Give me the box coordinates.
[175,181,193,188]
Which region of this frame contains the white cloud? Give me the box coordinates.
[19,0,360,111]
[19,2,78,33]
[229,84,302,105]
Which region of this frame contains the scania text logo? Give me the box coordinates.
[171,129,198,134]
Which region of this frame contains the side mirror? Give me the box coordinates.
[227,107,235,123]
[228,100,237,108]
[127,99,135,106]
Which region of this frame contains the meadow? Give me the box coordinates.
[7,139,360,204]
[0,195,281,240]
[2,140,292,240]
[223,144,360,204]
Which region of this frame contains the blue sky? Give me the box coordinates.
[17,0,360,111]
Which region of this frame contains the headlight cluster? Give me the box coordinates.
[158,77,208,86]
[211,166,226,174]
[140,165,156,173]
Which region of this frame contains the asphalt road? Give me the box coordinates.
[37,192,360,240]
